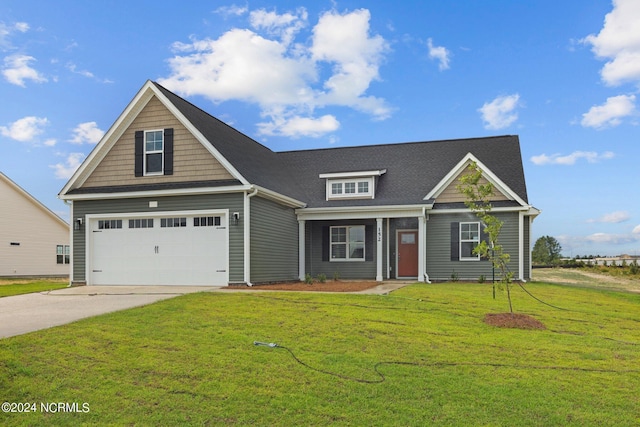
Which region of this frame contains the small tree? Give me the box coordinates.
[456,162,515,313]
[532,235,562,265]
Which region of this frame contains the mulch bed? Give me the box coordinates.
[225,281,380,292]
[484,313,546,330]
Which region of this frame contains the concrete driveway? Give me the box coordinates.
[0,286,219,339]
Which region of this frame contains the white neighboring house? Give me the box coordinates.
[0,172,70,277]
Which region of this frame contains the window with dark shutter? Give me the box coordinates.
[135,128,174,176]
[134,131,144,177]
[164,128,174,175]
[450,222,460,261]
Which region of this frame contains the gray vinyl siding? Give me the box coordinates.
[305,219,377,280]
[249,196,298,283]
[72,193,244,283]
[426,212,520,281]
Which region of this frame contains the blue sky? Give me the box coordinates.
[1,0,638,257]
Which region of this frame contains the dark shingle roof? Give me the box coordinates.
[154,82,529,208]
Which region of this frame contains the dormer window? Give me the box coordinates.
[329,178,373,198]
[320,170,385,201]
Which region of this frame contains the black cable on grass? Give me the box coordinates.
[254,342,640,384]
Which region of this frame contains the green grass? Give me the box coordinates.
[0,280,68,297]
[1,283,639,426]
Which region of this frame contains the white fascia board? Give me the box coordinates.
[423,153,528,206]
[319,169,386,179]
[296,204,431,221]
[253,185,307,208]
[59,185,252,201]
[428,205,531,214]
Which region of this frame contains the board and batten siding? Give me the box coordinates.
[305,219,377,280]
[249,196,299,283]
[72,193,244,283]
[426,211,520,281]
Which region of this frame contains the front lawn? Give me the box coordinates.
[0,282,638,426]
[0,280,68,298]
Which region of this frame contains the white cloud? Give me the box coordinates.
[587,211,631,224]
[0,21,29,50]
[69,121,104,144]
[250,8,307,45]
[257,114,339,138]
[213,4,248,18]
[478,94,521,129]
[0,116,48,142]
[530,150,614,166]
[581,94,636,129]
[586,232,640,245]
[310,9,391,119]
[159,7,390,138]
[427,38,450,70]
[2,54,47,86]
[633,224,640,234]
[582,0,640,87]
[50,153,85,179]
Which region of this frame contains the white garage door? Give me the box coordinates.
[89,211,228,286]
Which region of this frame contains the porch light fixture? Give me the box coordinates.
[74,217,83,231]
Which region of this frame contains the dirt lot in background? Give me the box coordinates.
[226,281,380,292]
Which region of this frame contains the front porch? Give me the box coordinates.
[296,206,431,283]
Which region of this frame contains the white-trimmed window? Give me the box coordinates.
[145,130,164,175]
[330,225,365,261]
[460,222,480,261]
[56,245,70,265]
[328,178,373,199]
[320,170,385,201]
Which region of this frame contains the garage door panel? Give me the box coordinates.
[90,212,228,286]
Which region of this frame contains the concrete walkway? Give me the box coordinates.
[0,282,411,339]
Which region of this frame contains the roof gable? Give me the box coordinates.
[60,81,247,197]
[278,136,529,208]
[1,172,68,228]
[424,153,527,206]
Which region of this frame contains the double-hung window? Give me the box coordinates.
[56,245,70,265]
[145,130,164,175]
[330,225,365,261]
[460,222,480,260]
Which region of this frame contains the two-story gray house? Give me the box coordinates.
[59,80,539,286]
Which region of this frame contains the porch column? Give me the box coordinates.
[376,218,383,282]
[298,220,306,281]
[418,215,426,282]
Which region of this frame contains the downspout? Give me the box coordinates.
[244,186,259,286]
[422,206,432,284]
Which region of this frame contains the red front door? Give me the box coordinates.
[397,230,418,277]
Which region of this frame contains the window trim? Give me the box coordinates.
[459,221,481,261]
[329,225,366,262]
[56,244,70,265]
[144,129,164,176]
[326,177,374,200]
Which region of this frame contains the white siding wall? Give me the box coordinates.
[0,176,69,276]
